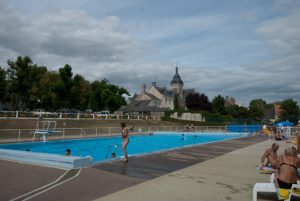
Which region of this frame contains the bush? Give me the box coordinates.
[202,112,233,123]
[161,117,226,126]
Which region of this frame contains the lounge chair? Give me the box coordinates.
[253,182,300,201]
[253,183,276,201]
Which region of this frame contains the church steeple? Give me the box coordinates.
[171,66,184,99]
[170,66,183,85]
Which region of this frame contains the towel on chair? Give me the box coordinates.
[258,166,275,174]
[276,188,290,200]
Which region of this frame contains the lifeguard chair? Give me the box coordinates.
[32,120,60,142]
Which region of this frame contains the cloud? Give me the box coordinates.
[0,4,136,63]
[257,10,300,55]
[1,0,299,106]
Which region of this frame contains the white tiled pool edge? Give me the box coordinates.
[0,149,92,169]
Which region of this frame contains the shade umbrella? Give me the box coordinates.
[273,121,294,127]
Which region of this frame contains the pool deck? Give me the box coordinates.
[0,135,290,201]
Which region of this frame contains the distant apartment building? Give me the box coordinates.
[263,108,275,122]
[224,96,236,106]
[274,103,282,121]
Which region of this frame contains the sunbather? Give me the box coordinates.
[275,131,283,141]
[275,146,300,189]
[297,131,300,155]
[260,143,280,168]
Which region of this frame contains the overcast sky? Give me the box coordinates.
[0,0,299,105]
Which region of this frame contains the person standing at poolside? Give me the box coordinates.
[121,122,129,162]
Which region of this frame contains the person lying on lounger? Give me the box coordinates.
[297,130,300,155]
[260,143,280,168]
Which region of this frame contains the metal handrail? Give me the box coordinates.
[0,126,228,143]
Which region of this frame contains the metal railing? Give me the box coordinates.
[0,126,227,143]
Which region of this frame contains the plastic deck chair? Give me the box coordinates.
[253,183,300,201]
[253,183,276,201]
[288,184,300,200]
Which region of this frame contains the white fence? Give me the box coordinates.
[0,126,227,143]
[0,111,158,120]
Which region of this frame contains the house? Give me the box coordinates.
[225,96,236,106]
[274,103,282,121]
[118,67,195,119]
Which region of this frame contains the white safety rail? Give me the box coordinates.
[0,126,229,143]
[0,110,160,120]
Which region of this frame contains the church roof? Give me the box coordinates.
[144,92,160,101]
[154,86,173,97]
[119,100,168,112]
[170,67,183,85]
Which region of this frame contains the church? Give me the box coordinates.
[118,67,195,119]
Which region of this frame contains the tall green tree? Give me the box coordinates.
[38,71,62,111]
[27,66,48,109]
[89,79,129,112]
[226,105,250,123]
[57,64,74,108]
[106,84,129,112]
[249,99,266,122]
[185,93,212,111]
[173,94,179,110]
[6,56,43,110]
[279,99,299,124]
[71,75,91,110]
[212,95,226,114]
[0,67,6,104]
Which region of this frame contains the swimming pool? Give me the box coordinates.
[0,132,245,167]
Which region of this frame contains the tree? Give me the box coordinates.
[212,95,226,114]
[225,105,250,123]
[27,65,48,109]
[185,93,212,111]
[0,67,6,104]
[71,74,91,110]
[57,64,74,108]
[38,71,62,110]
[173,94,179,110]
[279,99,299,124]
[1,56,130,112]
[249,99,266,122]
[89,80,129,112]
[6,56,44,110]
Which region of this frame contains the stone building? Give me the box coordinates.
[224,96,236,106]
[118,67,195,119]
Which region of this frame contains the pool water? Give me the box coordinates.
[0,132,244,163]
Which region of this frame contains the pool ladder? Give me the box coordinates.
[106,144,120,159]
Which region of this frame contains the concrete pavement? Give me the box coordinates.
[93,140,291,201]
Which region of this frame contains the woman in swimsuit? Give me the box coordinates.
[121,122,129,162]
[275,146,300,189]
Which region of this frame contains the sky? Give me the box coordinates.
[0,0,299,106]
